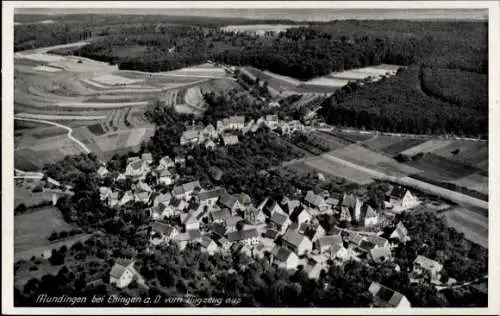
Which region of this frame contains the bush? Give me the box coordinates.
[32,185,43,193]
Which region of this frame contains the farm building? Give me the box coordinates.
[172,180,201,200]
[109,260,139,289]
[386,186,420,213]
[368,282,411,308]
[222,134,239,146]
[281,230,313,256]
[272,246,299,270]
[389,222,411,243]
[412,255,443,282]
[226,228,259,246]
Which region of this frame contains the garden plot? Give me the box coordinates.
[407,153,479,182]
[453,173,489,195]
[401,139,454,156]
[432,141,488,171]
[379,138,428,156]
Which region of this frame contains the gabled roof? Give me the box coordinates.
[219,192,240,209]
[282,230,306,248]
[203,124,216,132]
[358,240,377,252]
[173,180,201,195]
[201,235,216,248]
[188,229,202,239]
[197,187,226,201]
[226,228,259,242]
[158,169,172,177]
[237,193,252,205]
[274,246,295,262]
[211,209,231,222]
[141,152,152,161]
[363,204,378,218]
[209,222,226,237]
[226,215,243,227]
[129,159,145,171]
[127,156,141,164]
[181,129,200,140]
[390,186,409,199]
[414,255,443,271]
[152,221,176,235]
[318,235,343,249]
[391,222,410,240]
[304,190,326,208]
[222,135,239,145]
[368,282,407,308]
[136,181,152,193]
[181,213,198,225]
[370,247,392,263]
[266,114,278,122]
[339,206,352,222]
[341,193,361,209]
[270,212,289,226]
[109,263,129,279]
[364,235,389,248]
[229,116,245,124]
[348,232,363,246]
[263,229,279,240]
[299,222,324,240]
[135,191,151,201]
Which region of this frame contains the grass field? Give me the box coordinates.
[441,207,488,248]
[302,156,375,184]
[363,135,427,155]
[406,153,482,182]
[327,130,375,143]
[401,139,454,156]
[14,185,54,208]
[452,173,489,196]
[15,206,75,254]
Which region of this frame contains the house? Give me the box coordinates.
[119,191,135,206]
[277,121,291,135]
[326,197,340,208]
[316,235,344,253]
[172,180,201,200]
[217,236,232,252]
[154,199,185,219]
[174,156,186,166]
[270,212,291,234]
[268,101,280,108]
[265,115,279,129]
[153,192,172,208]
[360,204,379,227]
[281,230,313,256]
[180,213,200,231]
[157,169,173,185]
[210,209,232,224]
[204,139,216,150]
[209,222,227,239]
[258,198,285,217]
[141,152,153,165]
[356,240,377,256]
[387,186,420,212]
[225,215,244,233]
[243,206,266,224]
[326,243,349,262]
[292,207,314,225]
[222,134,239,146]
[364,235,390,248]
[280,198,301,215]
[125,159,149,178]
[299,222,326,242]
[304,190,326,209]
[180,129,201,146]
[368,282,411,308]
[99,187,112,201]
[389,222,411,243]
[226,228,259,246]
[108,192,120,208]
[159,156,175,169]
[202,124,218,139]
[197,188,225,209]
[218,192,243,213]
[216,119,229,133]
[339,206,352,222]
[200,236,219,256]
[134,191,151,204]
[97,166,109,178]
[127,156,141,165]
[236,193,252,209]
[116,173,126,181]
[109,260,138,289]
[346,232,364,248]
[150,222,179,244]
[262,229,280,241]
[341,193,363,222]
[173,229,203,244]
[413,255,443,281]
[288,120,304,133]
[369,246,392,264]
[228,116,245,130]
[272,246,299,270]
[242,119,255,135]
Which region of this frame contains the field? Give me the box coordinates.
[14,184,54,208]
[221,24,304,34]
[362,135,427,155]
[441,207,488,248]
[301,156,375,185]
[15,206,75,256]
[14,47,239,170]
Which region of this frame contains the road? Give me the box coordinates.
[15,112,107,121]
[321,153,488,210]
[14,117,91,154]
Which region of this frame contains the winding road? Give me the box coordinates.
[14,117,91,154]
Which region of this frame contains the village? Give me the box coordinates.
[95,115,456,308]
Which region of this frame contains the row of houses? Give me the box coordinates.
[179,115,306,148]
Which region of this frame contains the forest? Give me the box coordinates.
[319,66,488,138]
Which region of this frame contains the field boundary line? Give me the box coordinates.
[14,117,91,154]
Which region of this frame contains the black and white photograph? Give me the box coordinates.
[2,1,498,314]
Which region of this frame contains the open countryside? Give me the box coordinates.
[12,8,488,309]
